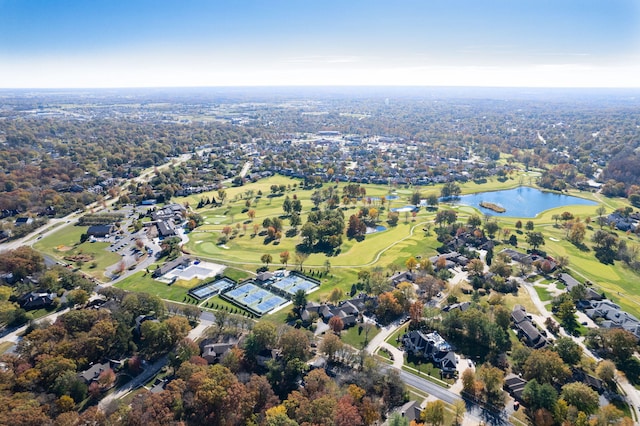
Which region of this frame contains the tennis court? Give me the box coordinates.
[269,273,319,296]
[222,282,288,316]
[189,277,235,300]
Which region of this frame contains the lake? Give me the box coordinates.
[449,186,597,218]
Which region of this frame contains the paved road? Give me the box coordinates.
[519,277,640,424]
[98,316,214,411]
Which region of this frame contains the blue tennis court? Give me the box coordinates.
[269,273,319,296]
[189,277,235,300]
[256,296,287,314]
[227,283,258,299]
[222,281,288,316]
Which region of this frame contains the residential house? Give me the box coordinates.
[14,217,33,226]
[583,300,640,339]
[201,341,236,364]
[156,220,176,238]
[393,400,423,424]
[300,295,372,328]
[511,305,547,349]
[402,330,457,373]
[79,362,111,385]
[17,291,55,310]
[504,374,528,402]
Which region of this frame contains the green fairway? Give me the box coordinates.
[176,176,640,318]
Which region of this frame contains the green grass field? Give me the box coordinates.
[340,324,381,349]
[33,225,121,279]
[30,173,640,320]
[177,175,640,318]
[114,271,190,302]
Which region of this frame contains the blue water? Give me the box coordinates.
[366,225,387,234]
[449,187,597,218]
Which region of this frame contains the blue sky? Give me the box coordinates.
[0,0,638,88]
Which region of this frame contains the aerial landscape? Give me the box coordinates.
[1,1,640,426]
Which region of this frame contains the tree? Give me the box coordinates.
[453,399,466,426]
[261,253,273,267]
[477,364,505,407]
[596,205,607,228]
[441,182,461,198]
[568,222,586,245]
[421,400,445,426]
[388,412,409,426]
[484,221,500,239]
[328,316,344,334]
[278,327,310,362]
[405,256,418,272]
[245,321,278,360]
[328,287,343,304]
[523,349,571,385]
[247,209,256,221]
[525,220,535,231]
[279,251,290,267]
[603,328,637,362]
[292,289,307,314]
[282,196,292,215]
[526,231,545,250]
[294,251,309,271]
[553,337,582,365]
[595,360,617,387]
[66,289,89,306]
[560,382,599,414]
[522,379,558,412]
[408,300,424,324]
[435,209,457,227]
[320,333,343,361]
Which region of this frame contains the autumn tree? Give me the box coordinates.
[421,400,445,426]
[560,382,599,414]
[405,256,418,272]
[328,316,344,334]
[279,250,290,267]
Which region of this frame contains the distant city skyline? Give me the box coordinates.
[1,0,638,88]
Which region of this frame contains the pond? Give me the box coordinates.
[366,225,387,234]
[448,186,597,218]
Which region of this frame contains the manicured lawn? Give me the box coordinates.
[385,323,410,348]
[340,324,380,349]
[34,225,121,280]
[534,285,553,302]
[33,224,86,253]
[114,272,189,302]
[401,363,453,387]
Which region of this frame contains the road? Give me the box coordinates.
[365,318,512,425]
[519,277,640,423]
[98,316,214,411]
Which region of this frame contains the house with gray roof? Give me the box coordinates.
[512,305,547,349]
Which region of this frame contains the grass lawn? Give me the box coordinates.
[34,225,121,280]
[401,363,453,387]
[340,324,380,349]
[114,272,189,302]
[533,285,553,302]
[385,323,410,348]
[200,295,251,316]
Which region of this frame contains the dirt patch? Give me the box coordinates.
[64,254,94,263]
[56,245,74,252]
